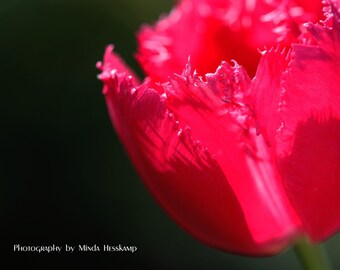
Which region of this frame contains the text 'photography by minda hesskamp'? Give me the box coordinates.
[13,244,138,254]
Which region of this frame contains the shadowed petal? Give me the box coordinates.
[250,1,340,241]
[278,2,340,241]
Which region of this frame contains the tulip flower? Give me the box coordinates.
[97,0,339,268]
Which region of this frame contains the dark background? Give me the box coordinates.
[1,0,339,269]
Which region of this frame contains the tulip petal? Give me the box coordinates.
[165,61,301,250]
[249,47,290,145]
[251,2,340,241]
[278,3,340,241]
[136,0,323,81]
[136,0,281,80]
[99,47,299,255]
[97,44,140,84]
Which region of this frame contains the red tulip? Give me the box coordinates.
[97,0,340,256]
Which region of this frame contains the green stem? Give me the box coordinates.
[294,237,332,270]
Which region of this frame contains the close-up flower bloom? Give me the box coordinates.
[97,0,340,260]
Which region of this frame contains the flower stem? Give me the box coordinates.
[294,237,332,270]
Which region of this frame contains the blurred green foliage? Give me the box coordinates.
[1,0,339,269]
